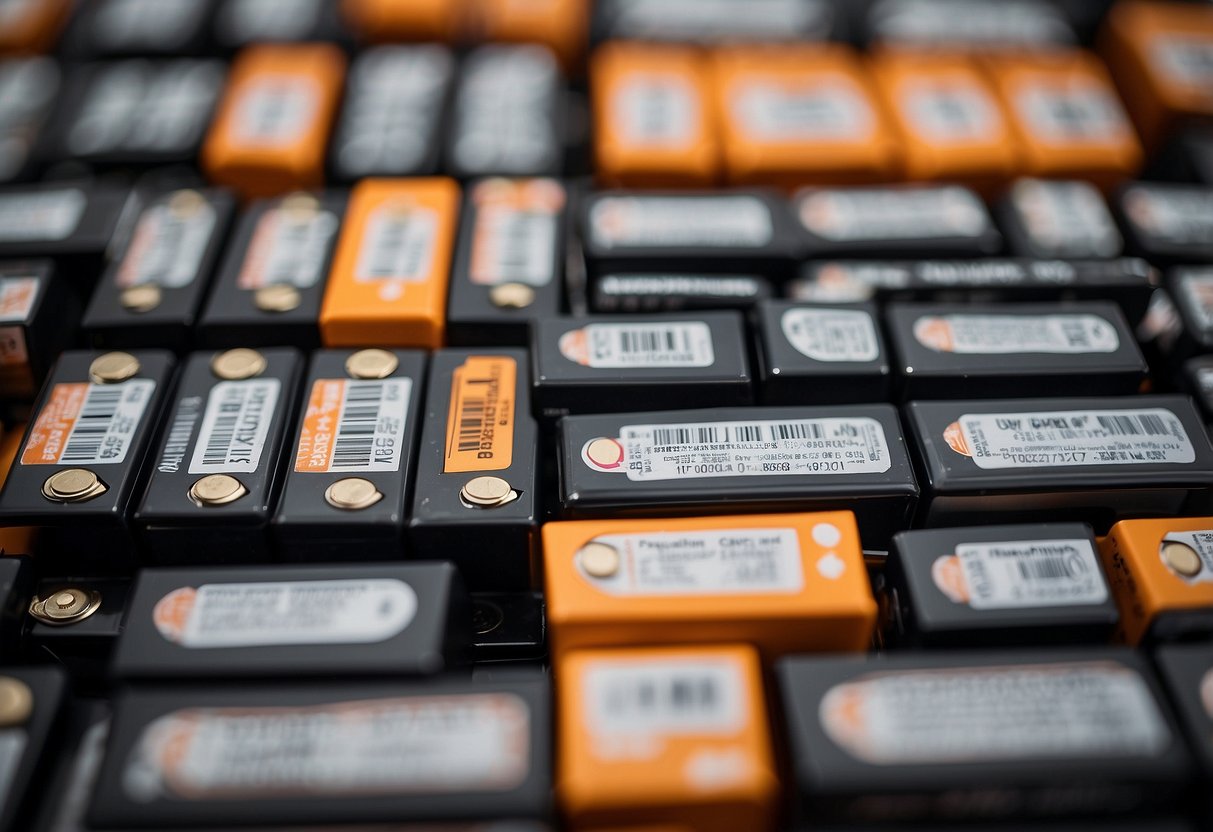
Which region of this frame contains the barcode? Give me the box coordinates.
[457,399,485,453]
[1016,557,1075,582]
[360,211,434,281]
[487,212,548,280]
[60,388,123,463]
[266,216,317,283]
[1097,414,1168,436]
[618,327,685,354]
[136,212,189,283]
[603,674,722,720]
[199,392,244,467]
[652,422,824,446]
[330,382,385,470]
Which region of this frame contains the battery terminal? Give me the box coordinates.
[41,468,107,503]
[28,588,101,626]
[460,475,518,508]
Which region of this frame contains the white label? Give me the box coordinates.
[94,0,203,49]
[1015,83,1132,144]
[946,408,1196,469]
[578,528,805,596]
[912,313,1120,354]
[558,322,715,369]
[295,378,412,473]
[188,380,281,475]
[609,0,834,42]
[239,206,338,290]
[1178,269,1213,332]
[819,662,1170,765]
[41,380,157,466]
[781,308,879,362]
[219,0,321,42]
[123,694,531,801]
[585,417,892,481]
[118,199,216,289]
[1151,35,1213,89]
[0,730,26,810]
[232,76,316,146]
[0,189,85,242]
[614,73,697,147]
[0,276,37,322]
[471,207,556,287]
[1159,529,1213,585]
[869,0,1075,48]
[798,187,989,242]
[1011,179,1122,258]
[1123,187,1213,246]
[584,658,746,739]
[590,196,774,249]
[932,538,1108,609]
[152,579,418,648]
[901,80,1001,143]
[355,204,436,283]
[730,77,873,141]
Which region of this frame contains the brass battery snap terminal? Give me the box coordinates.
[41,468,107,504]
[29,588,102,626]
[89,352,140,384]
[211,348,267,380]
[120,284,162,313]
[489,283,535,310]
[345,349,398,380]
[576,541,620,578]
[1162,540,1204,579]
[188,474,248,507]
[460,475,519,509]
[0,677,32,728]
[325,477,383,511]
[254,283,301,313]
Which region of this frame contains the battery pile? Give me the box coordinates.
[5,0,1213,830]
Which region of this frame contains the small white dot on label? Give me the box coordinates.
[812,523,841,548]
[817,552,845,580]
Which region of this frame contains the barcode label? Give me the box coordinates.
[22,380,156,466]
[912,313,1120,355]
[948,408,1196,470]
[584,659,746,738]
[118,199,216,289]
[558,322,715,369]
[188,380,281,475]
[0,189,85,242]
[798,186,990,242]
[470,209,556,287]
[238,207,338,290]
[902,81,1001,143]
[782,308,880,362]
[295,378,412,473]
[443,356,516,474]
[1151,36,1213,88]
[0,276,38,322]
[584,417,892,481]
[614,73,697,146]
[590,196,774,250]
[731,79,874,142]
[1011,179,1122,258]
[1016,83,1130,144]
[232,76,316,146]
[933,538,1108,610]
[355,204,437,283]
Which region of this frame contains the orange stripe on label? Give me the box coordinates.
[444,357,515,474]
[21,382,87,465]
[294,379,346,473]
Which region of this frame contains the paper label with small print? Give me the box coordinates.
[22,380,156,466]
[118,199,216,288]
[188,380,281,475]
[295,378,411,473]
[122,694,531,801]
[1159,529,1213,585]
[0,189,85,242]
[1015,83,1131,144]
[902,81,1001,143]
[1151,35,1213,89]
[152,579,418,647]
[443,356,516,474]
[1122,186,1213,246]
[912,313,1120,354]
[944,408,1196,469]
[590,196,774,250]
[232,76,316,146]
[559,322,714,369]
[0,276,36,369]
[819,662,1170,765]
[578,528,804,596]
[238,206,338,289]
[781,308,879,362]
[798,187,989,242]
[584,418,891,481]
[730,77,873,142]
[614,73,697,146]
[931,538,1108,610]
[1011,179,1122,257]
[356,203,436,283]
[584,658,746,739]
[469,179,563,287]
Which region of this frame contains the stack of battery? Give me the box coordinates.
[0,1,1212,832]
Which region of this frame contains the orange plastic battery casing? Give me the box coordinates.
[0,0,70,54]
[341,0,461,42]
[557,644,780,832]
[986,50,1142,190]
[592,42,719,188]
[1100,517,1213,646]
[712,45,900,188]
[201,44,346,200]
[0,425,34,555]
[319,177,460,349]
[1100,1,1213,152]
[544,511,877,662]
[871,51,1019,191]
[472,0,588,71]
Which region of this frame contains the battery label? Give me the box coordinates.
[232,75,317,146]
[590,196,774,249]
[598,275,765,303]
[295,378,412,473]
[469,179,563,287]
[1123,186,1213,245]
[152,579,419,647]
[913,313,1120,354]
[123,694,531,801]
[155,395,203,474]
[902,81,1001,142]
[614,73,697,146]
[356,202,437,284]
[238,205,338,290]
[118,200,216,289]
[608,0,833,42]
[559,322,715,369]
[782,308,879,362]
[868,0,1075,49]
[444,356,516,474]
[578,528,807,595]
[1177,269,1213,332]
[584,658,746,742]
[188,380,281,475]
[219,0,321,42]
[22,380,156,466]
[0,276,37,322]
[0,189,84,242]
[1015,83,1131,143]
[1150,36,1213,89]
[1011,179,1122,257]
[584,417,892,481]
[798,187,989,242]
[944,408,1196,469]
[931,538,1108,610]
[1159,529,1213,585]
[819,662,1169,765]
[94,0,204,48]
[730,77,874,141]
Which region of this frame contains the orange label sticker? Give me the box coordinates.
[22,379,156,466]
[295,377,412,473]
[444,357,516,474]
[0,277,38,321]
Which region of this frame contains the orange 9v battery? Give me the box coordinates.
[544,512,876,662]
[341,0,461,43]
[557,645,779,832]
[201,43,346,200]
[986,50,1142,190]
[1100,516,1213,645]
[712,44,899,188]
[592,42,719,188]
[870,51,1018,191]
[319,177,460,349]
